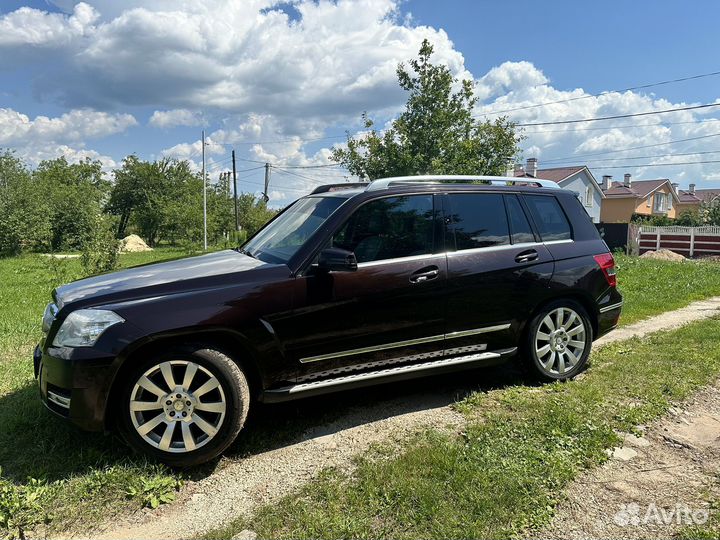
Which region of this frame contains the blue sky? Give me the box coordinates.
[1,0,720,204]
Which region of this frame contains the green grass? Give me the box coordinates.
[614,253,720,325]
[0,249,189,537]
[205,318,720,540]
[0,250,719,537]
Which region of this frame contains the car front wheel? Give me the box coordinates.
[524,300,592,381]
[118,346,250,467]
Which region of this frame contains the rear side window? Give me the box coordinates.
[524,195,572,241]
[504,195,535,244]
[332,195,435,263]
[447,193,509,250]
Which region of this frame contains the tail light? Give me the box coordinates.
[594,253,617,287]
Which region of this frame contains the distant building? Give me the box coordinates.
[599,174,680,223]
[514,158,605,223]
[675,184,720,215]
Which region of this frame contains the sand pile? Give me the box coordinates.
[640,248,685,262]
[119,234,153,253]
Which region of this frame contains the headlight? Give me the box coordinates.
[52,309,124,348]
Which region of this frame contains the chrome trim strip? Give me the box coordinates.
[599,301,624,313]
[543,239,574,245]
[299,324,511,364]
[446,323,511,339]
[357,253,441,268]
[47,390,70,409]
[299,333,445,363]
[274,348,518,395]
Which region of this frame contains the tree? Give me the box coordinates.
[34,157,107,250]
[676,209,703,226]
[332,39,521,179]
[0,151,52,254]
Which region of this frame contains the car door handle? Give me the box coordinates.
[409,266,440,283]
[515,249,538,263]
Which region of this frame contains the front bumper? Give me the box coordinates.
[35,343,117,432]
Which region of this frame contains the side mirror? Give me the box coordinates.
[317,247,358,272]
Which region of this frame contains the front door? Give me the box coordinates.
[277,193,448,381]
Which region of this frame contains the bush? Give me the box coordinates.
[80,217,120,276]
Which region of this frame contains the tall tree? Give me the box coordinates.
[332,39,521,179]
[34,157,107,250]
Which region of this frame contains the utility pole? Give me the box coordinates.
[263,162,271,203]
[232,150,239,231]
[202,130,207,251]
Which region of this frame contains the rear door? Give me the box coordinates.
[281,193,449,381]
[443,192,554,352]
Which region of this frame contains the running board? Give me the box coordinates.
[261,348,517,403]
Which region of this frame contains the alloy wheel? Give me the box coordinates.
[534,307,586,376]
[129,360,227,453]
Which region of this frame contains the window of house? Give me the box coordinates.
[524,195,572,241]
[585,185,593,207]
[331,195,435,263]
[447,193,510,250]
[654,192,667,212]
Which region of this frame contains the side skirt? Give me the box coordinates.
[260,347,517,403]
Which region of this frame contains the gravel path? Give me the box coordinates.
[535,382,720,539]
[86,297,720,540]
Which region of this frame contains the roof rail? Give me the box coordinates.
[310,182,370,194]
[366,175,560,191]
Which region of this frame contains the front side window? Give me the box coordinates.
[524,195,572,242]
[243,196,347,264]
[447,193,510,250]
[332,195,435,263]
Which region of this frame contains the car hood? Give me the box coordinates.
[54,249,286,308]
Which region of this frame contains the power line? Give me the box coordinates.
[593,159,720,169]
[522,118,720,134]
[540,131,720,164]
[214,135,347,146]
[480,69,720,116]
[544,150,720,166]
[515,102,720,127]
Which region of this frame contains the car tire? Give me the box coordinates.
[117,345,250,467]
[523,299,593,382]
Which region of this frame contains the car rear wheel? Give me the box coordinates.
[524,300,592,381]
[118,346,250,467]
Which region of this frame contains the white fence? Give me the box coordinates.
[638,225,720,257]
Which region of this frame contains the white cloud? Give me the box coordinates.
[2,1,720,189]
[149,109,205,128]
[0,107,134,169]
[0,107,136,146]
[0,2,97,47]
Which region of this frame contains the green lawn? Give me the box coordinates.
[0,249,188,537]
[614,253,720,325]
[206,318,720,540]
[0,251,719,537]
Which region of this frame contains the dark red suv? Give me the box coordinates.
[35,176,622,466]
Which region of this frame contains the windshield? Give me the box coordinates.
[242,196,348,264]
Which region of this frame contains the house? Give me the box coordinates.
[514,158,605,222]
[675,184,720,214]
[599,174,680,222]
